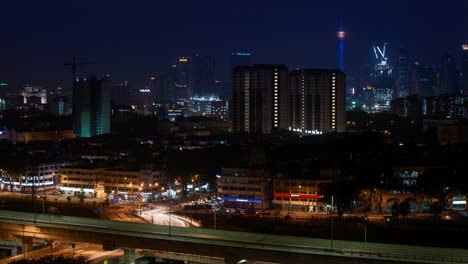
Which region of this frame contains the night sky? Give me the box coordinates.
[0,0,466,93]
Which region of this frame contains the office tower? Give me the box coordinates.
[462,44,468,94]
[139,88,151,116]
[149,76,156,103]
[289,69,346,134]
[110,81,130,106]
[337,19,345,71]
[72,75,111,137]
[232,64,289,134]
[398,48,409,97]
[372,43,394,112]
[409,62,437,97]
[438,52,459,95]
[157,66,177,102]
[192,54,215,96]
[174,57,191,99]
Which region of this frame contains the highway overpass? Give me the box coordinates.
[0,211,467,264]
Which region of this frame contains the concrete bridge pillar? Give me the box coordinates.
[123,248,136,264]
[22,237,33,253]
[11,246,19,256]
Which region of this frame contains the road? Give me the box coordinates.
[1,211,468,264]
[104,204,200,227]
[139,205,201,227]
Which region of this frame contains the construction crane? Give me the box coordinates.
[64,56,111,78]
[373,43,388,64]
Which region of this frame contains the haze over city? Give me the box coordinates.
[1,0,466,91]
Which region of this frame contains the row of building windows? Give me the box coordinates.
[62,184,94,189]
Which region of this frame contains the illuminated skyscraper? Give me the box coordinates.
[232,64,289,134]
[372,43,393,112]
[289,69,346,134]
[72,75,111,137]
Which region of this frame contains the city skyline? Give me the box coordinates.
[0,0,466,92]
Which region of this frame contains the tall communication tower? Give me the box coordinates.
[337,18,346,71]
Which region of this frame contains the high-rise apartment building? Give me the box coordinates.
[289,69,346,134]
[232,65,289,134]
[227,52,252,100]
[72,75,111,137]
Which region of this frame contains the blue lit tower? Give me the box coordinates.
[337,19,345,71]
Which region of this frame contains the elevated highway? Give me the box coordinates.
[0,211,467,264]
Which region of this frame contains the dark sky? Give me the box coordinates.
[0,0,466,93]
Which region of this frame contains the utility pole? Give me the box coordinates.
[214,209,217,230]
[330,195,334,252]
[168,203,172,237]
[32,176,36,223]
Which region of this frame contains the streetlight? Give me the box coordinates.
[214,208,217,230]
[168,203,172,237]
[330,195,334,252]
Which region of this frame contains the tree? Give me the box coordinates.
[391,202,400,218]
[399,201,410,219]
[319,179,361,220]
[416,168,457,215]
[9,255,90,264]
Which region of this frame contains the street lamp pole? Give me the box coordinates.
[331,195,334,252]
[169,204,172,237]
[214,209,217,230]
[32,177,37,223]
